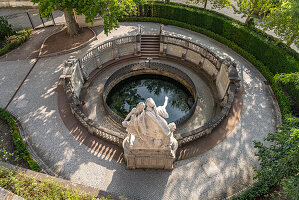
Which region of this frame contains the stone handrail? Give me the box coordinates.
[60,30,240,147]
[61,35,139,146]
[102,61,199,127]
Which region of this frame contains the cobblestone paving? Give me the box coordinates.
[0,22,280,199]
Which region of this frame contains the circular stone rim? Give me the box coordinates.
[102,61,199,128]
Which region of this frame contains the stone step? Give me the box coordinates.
[140,50,159,54]
[141,43,160,47]
[141,47,160,50]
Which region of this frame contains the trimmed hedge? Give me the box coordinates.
[137,1,299,74]
[120,16,292,117]
[120,8,297,198]
[0,108,40,172]
[274,73,299,105]
[0,29,32,56]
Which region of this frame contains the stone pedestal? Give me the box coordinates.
[123,137,177,170]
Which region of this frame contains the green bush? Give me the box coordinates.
[120,16,293,117]
[120,12,297,199]
[0,29,32,56]
[0,16,15,41]
[137,1,299,74]
[274,73,299,105]
[0,167,109,200]
[235,116,299,200]
[0,108,40,172]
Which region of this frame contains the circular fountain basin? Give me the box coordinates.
[106,74,195,123]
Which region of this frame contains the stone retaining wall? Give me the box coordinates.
[102,61,199,127]
[60,32,240,147]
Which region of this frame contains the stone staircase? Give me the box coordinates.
[140,35,160,58]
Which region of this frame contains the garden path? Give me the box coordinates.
[0,22,280,199]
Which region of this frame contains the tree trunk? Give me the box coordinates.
[63,9,79,36]
[245,14,251,24]
[287,32,298,46]
[204,0,208,9]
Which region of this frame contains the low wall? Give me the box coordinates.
[60,31,240,146]
[102,61,199,127]
[0,0,37,8]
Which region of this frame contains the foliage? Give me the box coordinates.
[235,116,299,199]
[0,108,40,171]
[32,0,146,35]
[0,16,15,41]
[0,29,32,56]
[121,16,293,118]
[0,147,20,162]
[232,0,274,24]
[121,8,298,197]
[281,175,299,200]
[186,0,231,9]
[274,72,299,105]
[134,2,299,98]
[262,0,299,46]
[0,167,110,200]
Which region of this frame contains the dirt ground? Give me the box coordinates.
[0,119,29,169]
[40,27,94,56]
[0,26,62,62]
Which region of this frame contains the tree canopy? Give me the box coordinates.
[262,0,299,46]
[233,0,274,24]
[186,0,231,9]
[32,0,146,35]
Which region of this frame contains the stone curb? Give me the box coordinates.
[38,27,97,58]
[0,162,127,200]
[0,1,38,8]
[0,187,24,200]
[11,113,56,176]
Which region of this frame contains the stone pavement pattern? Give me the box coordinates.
[0,22,279,199]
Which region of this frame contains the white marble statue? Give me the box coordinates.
[122,96,178,169]
[122,96,178,151]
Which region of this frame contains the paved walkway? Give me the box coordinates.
[0,22,280,199]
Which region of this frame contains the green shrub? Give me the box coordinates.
[0,16,15,41]
[0,29,32,56]
[274,73,299,105]
[0,167,109,200]
[137,1,299,74]
[120,16,293,117]
[120,13,297,198]
[0,108,40,172]
[234,116,299,200]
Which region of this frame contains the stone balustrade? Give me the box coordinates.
[60,30,240,147]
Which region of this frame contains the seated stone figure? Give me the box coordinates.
[122,96,177,148]
[122,96,178,170]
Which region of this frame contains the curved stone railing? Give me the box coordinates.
[60,35,140,146]
[102,61,199,127]
[60,27,240,147]
[158,31,241,145]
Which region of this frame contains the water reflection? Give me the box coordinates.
[106,74,194,122]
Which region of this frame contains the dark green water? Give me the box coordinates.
[106,74,194,122]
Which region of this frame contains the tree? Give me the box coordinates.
[186,0,231,9]
[262,0,299,46]
[232,0,273,24]
[31,0,146,36]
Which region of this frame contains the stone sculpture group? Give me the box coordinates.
[122,96,178,170]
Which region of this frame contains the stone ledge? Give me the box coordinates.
[0,1,38,8]
[0,162,126,200]
[0,187,24,200]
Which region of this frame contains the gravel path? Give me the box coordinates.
[0,22,280,199]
